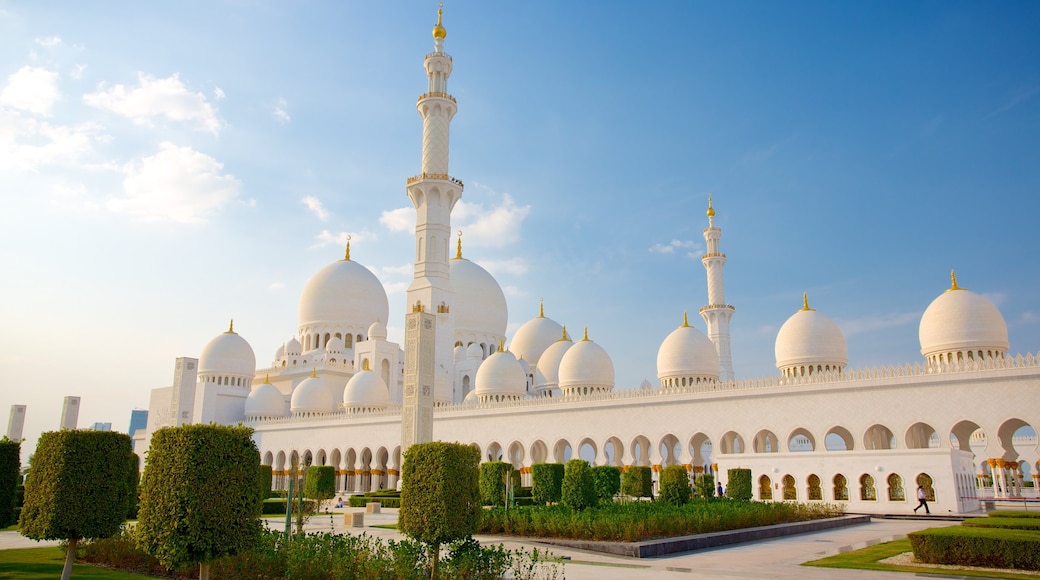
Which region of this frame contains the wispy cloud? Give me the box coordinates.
[107,142,240,224]
[379,263,413,277]
[273,97,290,124]
[310,229,376,250]
[502,285,527,298]
[379,207,414,232]
[986,84,1040,119]
[34,36,62,48]
[1017,311,1040,325]
[453,191,531,248]
[980,292,1007,307]
[213,87,225,101]
[84,73,223,135]
[650,239,699,258]
[478,257,528,276]
[836,311,920,336]
[1,66,61,115]
[0,108,101,171]
[268,282,285,291]
[302,195,330,221]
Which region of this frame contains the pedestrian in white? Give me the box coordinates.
[913,485,930,514]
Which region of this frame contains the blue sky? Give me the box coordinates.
[1,2,1038,456]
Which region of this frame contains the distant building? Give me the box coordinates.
[91,422,112,431]
[128,409,148,438]
[59,396,80,430]
[6,405,26,442]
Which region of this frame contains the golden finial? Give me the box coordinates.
[560,325,569,341]
[948,269,963,292]
[582,326,590,342]
[801,293,815,311]
[310,367,317,378]
[682,311,690,327]
[264,373,270,384]
[706,194,715,218]
[498,338,504,352]
[455,230,463,259]
[539,299,544,318]
[433,3,447,39]
[344,235,351,261]
[227,319,235,333]
[363,359,370,371]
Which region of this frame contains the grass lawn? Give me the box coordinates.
[803,538,1040,580]
[0,547,158,579]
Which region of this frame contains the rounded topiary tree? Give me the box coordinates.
[304,465,336,509]
[694,472,716,499]
[478,461,512,506]
[561,459,597,511]
[658,464,691,506]
[257,464,273,500]
[590,465,621,503]
[727,468,753,500]
[136,424,263,580]
[0,438,20,528]
[621,466,653,498]
[20,430,135,580]
[400,442,481,580]
[531,463,565,505]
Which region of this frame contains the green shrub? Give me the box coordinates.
[304,465,336,504]
[257,465,273,500]
[658,465,690,507]
[590,466,621,503]
[694,472,715,499]
[990,511,1040,519]
[727,468,752,500]
[909,526,1040,570]
[261,498,317,515]
[621,466,653,498]
[531,463,565,505]
[136,424,263,578]
[514,486,533,499]
[963,517,1040,531]
[479,461,513,506]
[0,438,19,527]
[560,459,597,511]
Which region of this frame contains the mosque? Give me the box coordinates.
[133,8,1040,515]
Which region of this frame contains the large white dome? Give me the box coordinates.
[558,329,614,394]
[298,248,389,336]
[244,379,285,419]
[533,330,573,390]
[774,295,847,376]
[198,322,256,377]
[919,273,1008,362]
[450,252,507,341]
[290,371,337,415]
[474,348,527,399]
[657,314,720,384]
[343,366,389,411]
[510,305,564,368]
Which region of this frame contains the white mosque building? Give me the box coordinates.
[133,8,1040,515]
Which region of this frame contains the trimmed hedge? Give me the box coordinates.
[479,462,513,506]
[990,511,1040,519]
[258,465,273,499]
[531,463,564,505]
[399,442,481,551]
[694,473,715,498]
[727,468,752,500]
[262,498,317,515]
[590,466,621,503]
[621,466,653,498]
[348,495,401,509]
[560,459,597,511]
[963,517,1040,531]
[909,526,1040,570]
[0,438,19,527]
[304,466,336,502]
[658,465,690,507]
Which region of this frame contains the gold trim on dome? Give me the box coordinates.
[582,327,590,342]
[310,368,317,379]
[362,359,370,372]
[264,373,270,384]
[682,311,690,328]
[344,235,351,261]
[707,194,715,218]
[559,325,570,342]
[498,338,504,353]
[432,4,447,39]
[227,319,235,333]
[455,230,463,259]
[947,269,964,292]
[539,298,544,318]
[801,293,815,311]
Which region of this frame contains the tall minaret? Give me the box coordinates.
[405,5,461,403]
[699,196,735,381]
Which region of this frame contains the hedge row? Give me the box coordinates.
[261,498,316,515]
[963,517,1040,531]
[348,495,401,508]
[909,526,1040,570]
[989,510,1040,519]
[621,466,652,498]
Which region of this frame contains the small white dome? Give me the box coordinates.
[325,336,344,354]
[558,330,614,394]
[274,343,286,360]
[509,307,564,368]
[466,343,484,360]
[533,332,573,389]
[657,315,720,382]
[454,345,467,363]
[290,372,336,414]
[343,367,389,410]
[245,380,285,418]
[463,390,478,404]
[285,337,302,356]
[474,349,527,398]
[774,296,848,374]
[451,255,507,342]
[198,323,256,377]
[298,252,389,336]
[919,273,1008,361]
[368,320,387,341]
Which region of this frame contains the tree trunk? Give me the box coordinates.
[429,542,439,580]
[199,562,211,580]
[61,537,77,580]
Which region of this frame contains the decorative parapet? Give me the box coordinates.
[425,53,453,63]
[417,91,456,104]
[406,172,464,188]
[699,303,735,312]
[701,252,726,259]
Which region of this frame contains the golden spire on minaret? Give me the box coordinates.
[707,194,715,218]
[947,269,963,292]
[455,230,463,259]
[343,235,352,261]
[433,3,447,39]
[227,319,235,333]
[801,293,815,311]
[539,298,544,318]
[682,311,690,327]
[582,326,590,342]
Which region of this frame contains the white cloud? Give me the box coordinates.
[382,281,409,297]
[214,87,226,101]
[502,285,526,298]
[650,239,698,255]
[981,292,1007,307]
[837,311,920,336]
[302,196,330,221]
[452,192,530,247]
[0,66,61,115]
[379,263,414,276]
[478,257,528,276]
[70,64,87,80]
[107,142,240,224]
[0,108,99,171]
[268,282,285,291]
[379,207,415,232]
[34,37,62,48]
[1018,311,1040,325]
[310,229,376,250]
[83,73,223,135]
[273,97,290,124]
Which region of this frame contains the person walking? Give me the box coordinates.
[913,485,930,514]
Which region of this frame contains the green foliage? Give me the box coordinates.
[399,442,481,549]
[694,472,715,499]
[909,526,1040,570]
[0,438,20,527]
[621,466,653,498]
[480,498,845,542]
[531,463,565,505]
[478,461,513,506]
[125,454,140,520]
[963,517,1040,531]
[657,465,690,507]
[257,464,273,500]
[262,498,316,515]
[560,459,597,511]
[303,465,336,503]
[348,493,402,508]
[136,424,263,571]
[20,430,135,542]
[990,510,1040,519]
[727,468,753,500]
[590,466,621,503]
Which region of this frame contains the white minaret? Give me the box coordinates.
[699,196,735,381]
[405,5,461,403]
